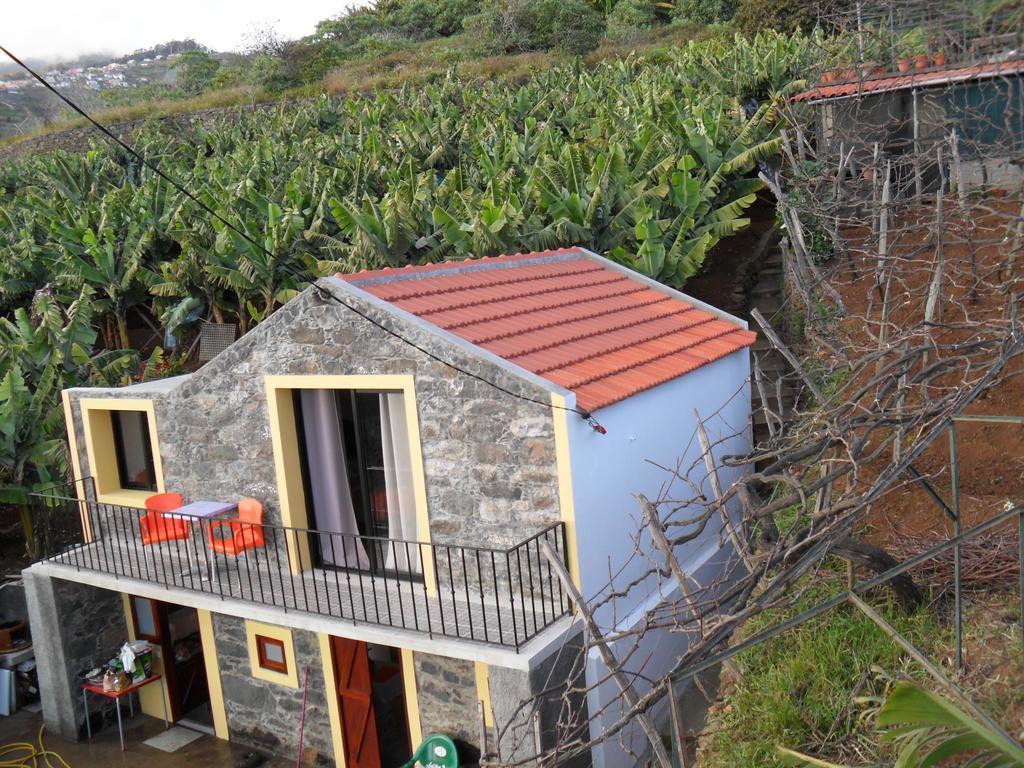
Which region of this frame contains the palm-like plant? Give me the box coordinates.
[0,290,134,555]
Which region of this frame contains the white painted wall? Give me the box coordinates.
[564,348,752,768]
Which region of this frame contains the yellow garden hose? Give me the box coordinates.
[0,725,71,768]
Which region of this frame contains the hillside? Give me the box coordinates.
[0,0,800,145]
[0,40,219,138]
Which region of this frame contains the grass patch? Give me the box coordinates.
[698,565,948,768]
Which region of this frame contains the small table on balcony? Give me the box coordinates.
[82,673,167,751]
[165,500,237,583]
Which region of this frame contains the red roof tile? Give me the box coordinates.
[791,59,1024,103]
[340,248,754,412]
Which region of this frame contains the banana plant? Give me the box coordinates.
[0,290,134,556]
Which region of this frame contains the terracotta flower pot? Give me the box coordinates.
[914,54,930,70]
[843,67,858,81]
[933,52,946,67]
[821,71,834,83]
[873,66,887,77]
[897,58,912,73]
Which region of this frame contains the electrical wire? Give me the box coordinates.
[0,724,72,768]
[0,44,606,432]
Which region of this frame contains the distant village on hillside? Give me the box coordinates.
[0,54,178,94]
[0,40,209,137]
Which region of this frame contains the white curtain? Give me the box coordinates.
[380,393,421,572]
[298,389,370,570]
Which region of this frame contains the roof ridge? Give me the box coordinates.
[340,247,584,286]
[540,323,744,385]
[463,293,677,344]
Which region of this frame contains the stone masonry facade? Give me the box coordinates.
[412,652,480,756]
[23,574,131,741]
[57,280,575,764]
[213,614,334,765]
[67,279,563,549]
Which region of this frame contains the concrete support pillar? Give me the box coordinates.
[23,569,80,740]
[488,631,589,766]
[23,566,128,741]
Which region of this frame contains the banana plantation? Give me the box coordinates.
[0,31,812,504]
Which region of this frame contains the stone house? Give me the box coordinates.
[24,247,754,767]
[792,59,1024,193]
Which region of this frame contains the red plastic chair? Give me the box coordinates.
[208,498,265,556]
[140,492,188,546]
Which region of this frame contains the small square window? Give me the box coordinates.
[256,636,288,674]
[131,596,159,640]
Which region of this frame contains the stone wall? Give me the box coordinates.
[67,279,563,550]
[23,571,129,740]
[488,632,591,766]
[530,631,589,766]
[213,614,334,765]
[412,652,481,759]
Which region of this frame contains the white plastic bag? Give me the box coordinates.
[119,643,137,679]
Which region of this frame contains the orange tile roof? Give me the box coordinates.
[340,248,755,412]
[791,58,1024,103]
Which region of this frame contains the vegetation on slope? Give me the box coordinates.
[3,0,816,141]
[0,30,812,514]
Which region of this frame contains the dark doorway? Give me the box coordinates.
[128,597,211,728]
[331,637,412,768]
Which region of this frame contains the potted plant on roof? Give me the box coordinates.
[900,28,930,70]
[860,26,889,78]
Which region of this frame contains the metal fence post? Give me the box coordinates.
[1019,504,1023,654]
[948,421,963,672]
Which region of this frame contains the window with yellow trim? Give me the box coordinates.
[80,399,164,506]
[245,620,298,687]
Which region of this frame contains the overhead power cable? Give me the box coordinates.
[0,44,605,431]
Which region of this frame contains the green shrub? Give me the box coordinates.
[734,0,818,35]
[606,0,656,43]
[209,66,246,90]
[431,0,481,36]
[344,35,409,62]
[289,40,346,83]
[315,10,391,46]
[390,0,441,40]
[673,0,737,24]
[467,0,605,54]
[173,50,222,95]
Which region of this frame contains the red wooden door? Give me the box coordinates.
[332,637,381,768]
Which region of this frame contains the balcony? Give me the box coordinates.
[29,482,571,651]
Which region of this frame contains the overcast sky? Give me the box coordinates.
[4,1,360,63]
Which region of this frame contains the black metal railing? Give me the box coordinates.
[28,485,571,650]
